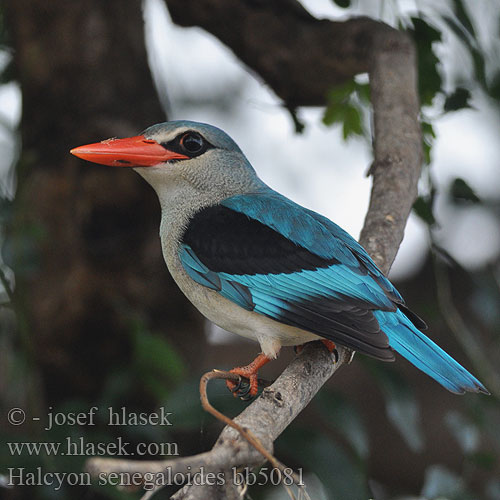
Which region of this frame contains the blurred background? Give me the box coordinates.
[0,0,499,499]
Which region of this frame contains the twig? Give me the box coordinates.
[199,369,307,500]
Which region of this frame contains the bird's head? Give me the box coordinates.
[71,120,263,200]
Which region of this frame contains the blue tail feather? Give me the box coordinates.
[375,310,488,394]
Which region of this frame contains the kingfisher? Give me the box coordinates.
[71,120,487,398]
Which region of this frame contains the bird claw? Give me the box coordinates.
[227,376,271,401]
[240,388,255,402]
[228,376,256,401]
[229,375,247,395]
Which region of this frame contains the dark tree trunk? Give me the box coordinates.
[4,0,205,405]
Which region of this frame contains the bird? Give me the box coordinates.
[71,120,488,398]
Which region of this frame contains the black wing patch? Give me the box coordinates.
[182,204,338,275]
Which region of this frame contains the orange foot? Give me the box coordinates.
[294,339,337,355]
[226,353,272,398]
[321,339,336,352]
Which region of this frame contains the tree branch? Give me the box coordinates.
[165,0,393,107]
[360,28,421,270]
[86,1,422,498]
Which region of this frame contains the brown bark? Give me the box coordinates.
[165,0,393,107]
[4,0,205,404]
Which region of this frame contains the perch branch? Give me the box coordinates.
[86,1,422,498]
[199,370,294,478]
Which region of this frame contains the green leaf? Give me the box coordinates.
[421,119,436,165]
[323,80,368,141]
[315,391,369,458]
[408,18,443,106]
[323,101,364,140]
[342,105,363,139]
[421,120,437,140]
[326,80,356,105]
[422,140,432,165]
[322,103,345,126]
[413,195,436,226]
[450,177,480,204]
[444,87,472,112]
[355,82,371,103]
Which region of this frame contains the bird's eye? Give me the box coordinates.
[180,132,204,155]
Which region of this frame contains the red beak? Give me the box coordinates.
[70,135,189,167]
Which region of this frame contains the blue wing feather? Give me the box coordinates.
[302,206,403,301]
[179,244,253,310]
[179,192,487,393]
[375,310,486,394]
